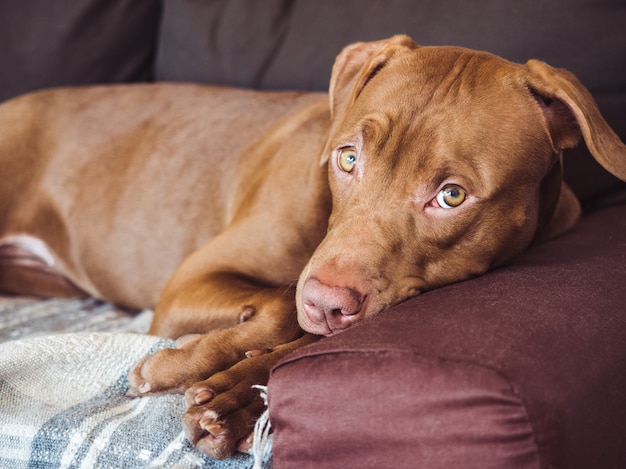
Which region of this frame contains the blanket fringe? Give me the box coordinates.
[251,385,272,469]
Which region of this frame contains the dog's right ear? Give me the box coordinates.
[321,35,419,165]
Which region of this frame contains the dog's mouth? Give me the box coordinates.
[300,301,352,336]
[300,311,351,337]
[310,313,339,337]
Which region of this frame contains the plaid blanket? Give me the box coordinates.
[0,297,271,469]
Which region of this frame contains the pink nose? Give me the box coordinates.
[301,277,365,333]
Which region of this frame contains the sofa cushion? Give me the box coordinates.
[0,0,160,102]
[268,203,626,469]
[270,351,540,469]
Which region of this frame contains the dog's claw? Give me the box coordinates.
[125,381,151,398]
[193,389,214,406]
[236,433,255,454]
[244,349,270,358]
[183,407,236,459]
[138,382,152,393]
[185,385,215,407]
[200,419,223,436]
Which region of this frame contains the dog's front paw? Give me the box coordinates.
[127,347,199,396]
[126,333,240,397]
[182,354,272,459]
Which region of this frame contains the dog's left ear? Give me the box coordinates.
[525,59,626,181]
[525,60,626,240]
[321,35,419,164]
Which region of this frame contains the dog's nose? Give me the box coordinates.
[301,277,364,333]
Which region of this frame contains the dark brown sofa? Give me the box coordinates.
[1,1,624,467]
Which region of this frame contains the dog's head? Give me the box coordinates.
[297,35,626,336]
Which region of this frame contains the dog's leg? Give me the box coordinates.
[182,333,318,459]
[126,267,315,458]
[128,272,303,392]
[0,235,88,298]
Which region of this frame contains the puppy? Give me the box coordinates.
[1,36,624,458]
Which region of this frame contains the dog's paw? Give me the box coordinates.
[126,333,241,397]
[127,347,198,396]
[181,354,271,459]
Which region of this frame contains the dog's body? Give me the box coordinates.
[1,36,625,458]
[0,85,330,309]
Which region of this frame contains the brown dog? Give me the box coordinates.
[1,35,625,458]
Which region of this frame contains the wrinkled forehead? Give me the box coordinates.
[359,46,526,120]
[333,46,551,188]
[350,48,543,143]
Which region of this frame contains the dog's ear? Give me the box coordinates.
[525,60,626,240]
[525,59,626,181]
[321,35,418,165]
[328,35,418,121]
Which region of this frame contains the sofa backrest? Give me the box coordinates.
[0,0,160,102]
[1,0,624,202]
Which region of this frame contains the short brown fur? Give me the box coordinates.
[1,36,625,458]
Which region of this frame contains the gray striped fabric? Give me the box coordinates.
[0,296,153,342]
[0,296,269,469]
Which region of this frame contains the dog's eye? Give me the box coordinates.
[436,185,467,209]
[337,147,357,173]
